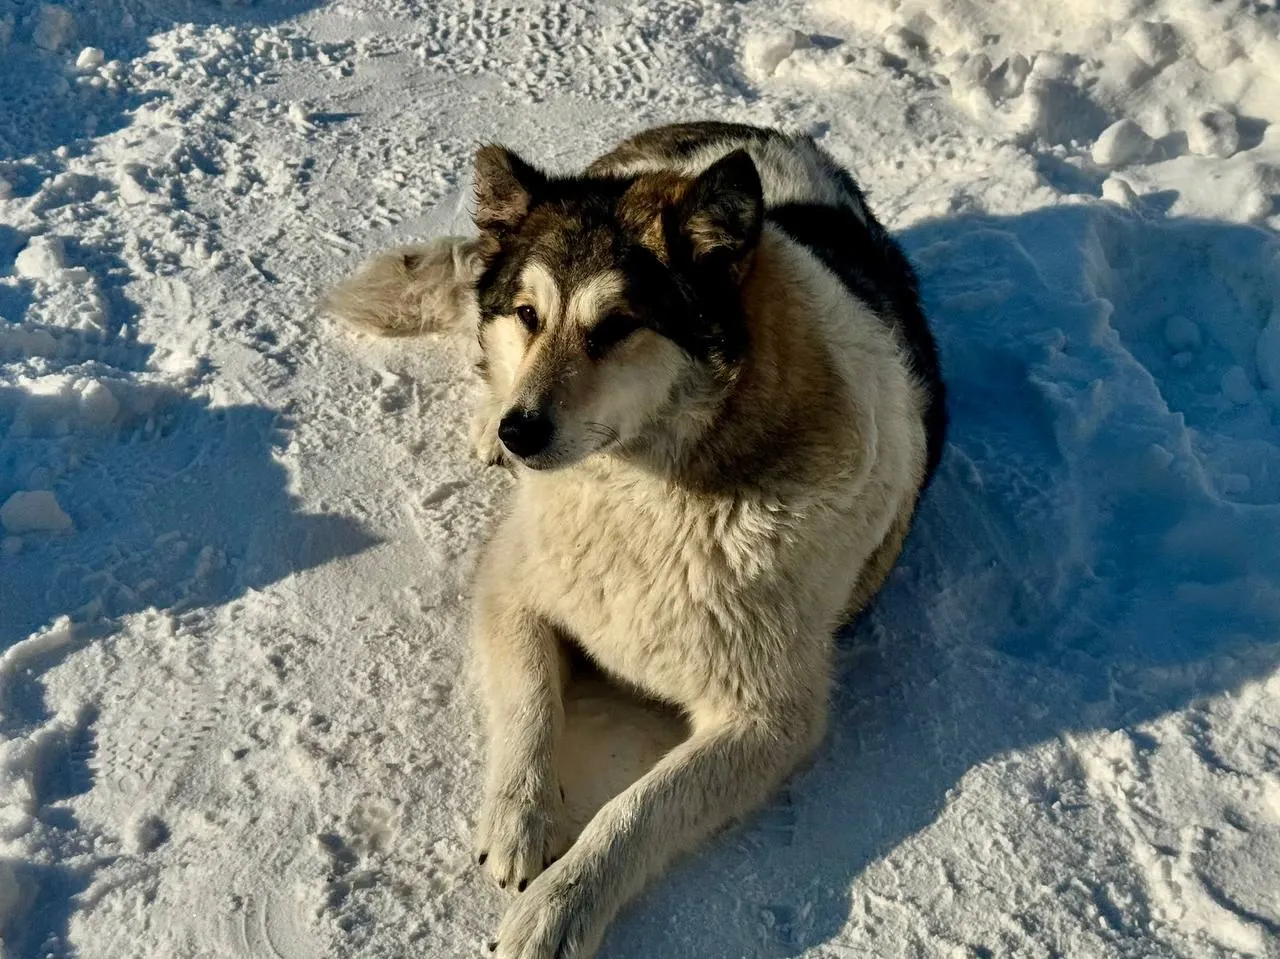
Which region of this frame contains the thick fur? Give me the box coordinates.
[324,122,945,959]
[322,235,485,338]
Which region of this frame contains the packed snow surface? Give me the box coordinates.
[2,0,1280,956]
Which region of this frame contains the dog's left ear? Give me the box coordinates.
[675,149,763,271]
[474,145,546,238]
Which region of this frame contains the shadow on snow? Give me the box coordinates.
[588,203,1280,957]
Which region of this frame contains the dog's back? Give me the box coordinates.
[589,121,947,484]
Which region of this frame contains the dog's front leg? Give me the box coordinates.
[470,392,509,467]
[492,701,825,959]
[473,588,570,891]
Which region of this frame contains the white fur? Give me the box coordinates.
[565,270,625,328]
[476,227,922,958]
[324,131,928,959]
[518,260,562,327]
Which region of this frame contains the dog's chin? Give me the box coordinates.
[507,449,573,472]
[510,441,608,472]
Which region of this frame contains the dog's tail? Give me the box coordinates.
[321,236,485,337]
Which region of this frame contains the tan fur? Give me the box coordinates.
[324,126,932,959]
[616,173,689,261]
[322,236,484,337]
[480,257,692,472]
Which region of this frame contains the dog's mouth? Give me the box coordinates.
[510,435,616,472]
[508,448,572,471]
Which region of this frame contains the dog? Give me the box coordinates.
[324,121,946,959]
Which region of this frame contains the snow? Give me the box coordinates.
[31,5,76,54]
[1092,118,1155,167]
[72,46,102,73]
[1187,107,1242,160]
[743,29,812,81]
[0,490,72,534]
[1164,315,1202,354]
[1,0,1279,956]
[12,235,66,281]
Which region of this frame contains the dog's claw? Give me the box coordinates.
[478,851,488,865]
[517,878,528,892]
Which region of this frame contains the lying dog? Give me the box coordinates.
[325,121,945,958]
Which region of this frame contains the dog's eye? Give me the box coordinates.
[586,313,643,360]
[516,304,539,334]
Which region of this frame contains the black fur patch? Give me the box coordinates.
[475,175,748,374]
[766,202,947,485]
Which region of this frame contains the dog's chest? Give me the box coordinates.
[520,472,793,704]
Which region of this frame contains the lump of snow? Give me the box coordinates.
[118,170,151,206]
[14,235,66,280]
[0,858,29,934]
[1101,175,1139,208]
[1221,366,1256,405]
[32,4,76,52]
[1187,108,1241,159]
[1164,315,1202,352]
[0,806,32,840]
[1125,21,1180,67]
[48,171,104,205]
[1257,316,1280,391]
[75,46,104,71]
[950,52,991,92]
[0,490,73,534]
[1194,33,1242,71]
[743,29,810,79]
[1234,166,1277,222]
[1028,52,1070,81]
[989,53,1031,99]
[287,103,314,130]
[1092,119,1154,167]
[78,379,120,427]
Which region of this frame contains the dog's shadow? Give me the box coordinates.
[549,203,1280,957]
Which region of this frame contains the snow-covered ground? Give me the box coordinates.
[2,0,1279,955]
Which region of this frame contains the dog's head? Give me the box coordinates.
[471,144,763,470]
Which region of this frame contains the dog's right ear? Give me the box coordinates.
[674,149,763,272]
[473,145,545,238]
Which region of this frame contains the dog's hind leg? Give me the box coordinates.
[493,698,826,959]
[473,565,572,892]
[844,494,916,620]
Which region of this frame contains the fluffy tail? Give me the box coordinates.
[321,236,485,337]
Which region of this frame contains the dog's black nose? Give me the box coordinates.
[498,408,554,459]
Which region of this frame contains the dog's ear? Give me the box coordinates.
[674,149,763,269]
[473,145,546,237]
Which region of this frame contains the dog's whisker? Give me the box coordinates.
[585,422,622,446]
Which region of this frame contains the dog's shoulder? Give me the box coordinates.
[589,122,946,482]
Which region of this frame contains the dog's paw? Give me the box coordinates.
[491,855,608,959]
[471,407,509,468]
[475,788,569,892]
